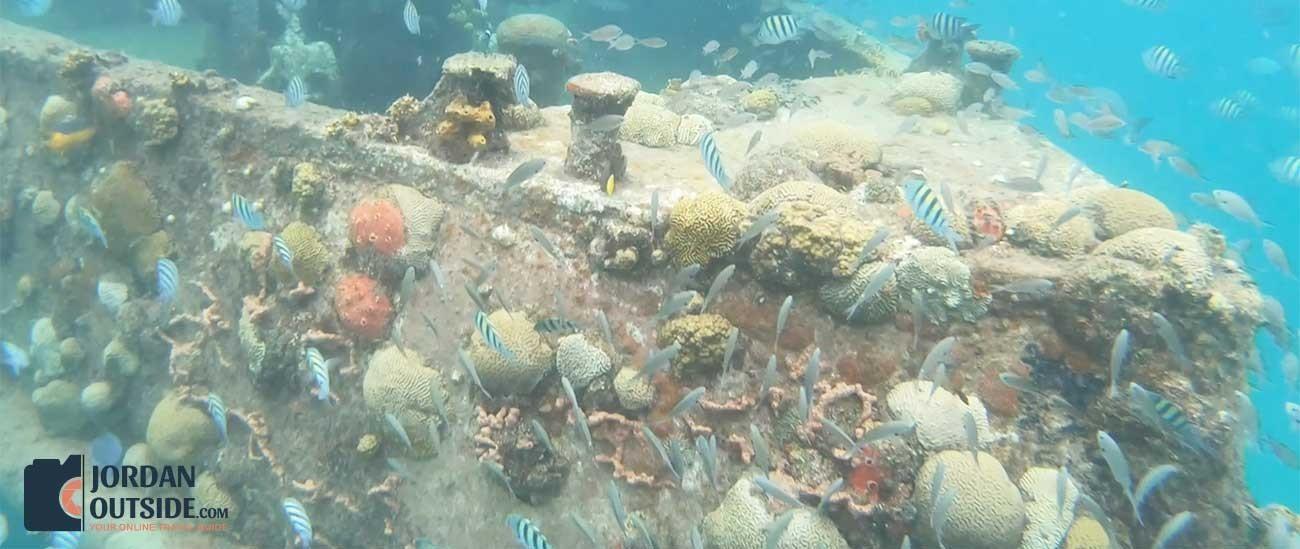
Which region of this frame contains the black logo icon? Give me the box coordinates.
[24,455,83,532]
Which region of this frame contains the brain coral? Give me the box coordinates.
[1064,517,1109,549]
[895,71,964,112]
[376,184,445,264]
[886,380,992,451]
[497,13,572,50]
[1018,467,1080,549]
[31,190,61,228]
[278,221,331,286]
[750,201,872,289]
[32,380,87,436]
[90,161,160,255]
[619,103,681,148]
[613,367,655,411]
[780,509,851,548]
[896,246,988,323]
[146,392,218,463]
[748,180,854,216]
[665,192,746,268]
[817,260,899,324]
[784,121,882,191]
[334,274,393,341]
[349,198,406,256]
[1071,187,1176,240]
[469,309,554,396]
[657,314,734,379]
[733,154,821,201]
[1091,227,1213,290]
[1004,199,1098,257]
[555,334,611,390]
[912,450,1026,549]
[701,476,769,549]
[363,344,447,450]
[890,96,935,116]
[675,114,713,146]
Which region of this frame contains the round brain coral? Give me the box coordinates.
[1018,467,1081,549]
[750,200,872,289]
[334,274,394,340]
[1071,186,1176,240]
[817,260,899,324]
[657,313,734,379]
[145,392,218,463]
[784,121,882,191]
[619,103,681,148]
[613,367,655,411]
[363,344,447,450]
[895,71,964,112]
[665,191,746,268]
[1091,227,1213,290]
[1064,517,1109,549]
[749,180,854,216]
[702,476,769,548]
[912,450,1026,549]
[469,309,554,396]
[349,198,406,256]
[1004,199,1098,257]
[555,334,612,390]
[376,184,445,265]
[886,380,992,451]
[279,221,330,286]
[896,246,988,323]
[733,156,821,201]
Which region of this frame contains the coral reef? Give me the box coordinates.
[145,393,218,463]
[435,96,496,162]
[131,98,179,147]
[33,380,87,436]
[783,121,882,191]
[349,198,406,257]
[701,476,770,548]
[657,314,734,380]
[468,310,554,396]
[375,184,445,268]
[1017,467,1079,549]
[89,161,160,256]
[362,345,447,450]
[564,72,640,182]
[664,191,746,268]
[1092,227,1214,290]
[290,162,326,212]
[193,473,240,521]
[1004,199,1097,257]
[817,260,900,324]
[740,88,780,119]
[613,368,656,412]
[894,72,964,113]
[912,450,1026,549]
[886,380,992,451]
[278,221,331,286]
[333,274,394,341]
[496,14,578,106]
[674,113,714,146]
[732,155,821,201]
[619,102,681,148]
[1071,186,1177,240]
[750,201,872,289]
[555,334,611,390]
[895,246,988,322]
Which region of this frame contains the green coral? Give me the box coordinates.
[33,380,88,436]
[89,161,160,256]
[816,260,899,324]
[469,310,554,396]
[750,200,871,289]
[133,98,179,147]
[277,221,330,286]
[145,392,218,463]
[657,314,734,379]
[129,230,172,282]
[613,367,655,411]
[665,192,746,268]
[741,88,780,119]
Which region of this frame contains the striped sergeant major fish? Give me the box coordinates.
[207,393,228,444]
[149,0,184,27]
[281,497,312,548]
[402,0,419,35]
[273,235,295,274]
[1142,45,1187,79]
[514,64,533,108]
[474,310,517,362]
[699,131,731,190]
[925,12,979,42]
[506,514,553,549]
[1127,383,1213,456]
[156,258,179,303]
[902,177,960,250]
[285,76,307,108]
[755,14,802,45]
[1210,97,1245,120]
[230,192,266,230]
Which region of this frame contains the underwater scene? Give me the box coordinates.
[0,0,1298,547]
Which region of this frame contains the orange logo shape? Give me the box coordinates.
[59,477,82,519]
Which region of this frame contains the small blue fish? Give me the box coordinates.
[514,64,533,108]
[208,393,228,443]
[699,131,731,190]
[273,235,295,273]
[1152,511,1195,549]
[156,258,179,303]
[10,0,52,17]
[1,342,29,377]
[285,76,307,108]
[474,311,516,362]
[1128,383,1213,455]
[90,433,123,467]
[402,0,419,35]
[506,514,553,549]
[903,178,960,249]
[77,207,108,248]
[148,0,183,26]
[230,192,266,230]
[282,497,313,548]
[305,347,329,401]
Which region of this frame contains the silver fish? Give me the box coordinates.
[930,461,947,511]
[649,190,660,243]
[398,266,416,308]
[965,61,992,76]
[690,526,704,549]
[990,71,1019,90]
[640,425,678,479]
[963,410,979,460]
[1133,464,1179,525]
[1050,206,1083,229]
[911,289,925,350]
[1152,512,1195,549]
[853,420,916,454]
[775,295,793,348]
[1053,109,1071,138]
[530,419,555,454]
[457,348,492,399]
[607,480,627,532]
[657,291,696,320]
[932,487,958,549]
[529,226,564,264]
[702,264,737,312]
[737,211,780,247]
[1150,312,1191,371]
[596,310,614,348]
[927,363,948,401]
[640,342,681,379]
[751,423,771,473]
[1056,466,1070,517]
[1065,161,1083,192]
[384,412,412,449]
[587,114,625,133]
[428,259,448,301]
[896,115,919,135]
[670,263,702,293]
[901,535,911,549]
[504,159,546,192]
[747,130,764,155]
[764,511,795,549]
[722,327,739,374]
[1212,189,1266,229]
[992,278,1055,296]
[820,418,856,450]
[464,283,490,313]
[695,435,719,488]
[845,263,896,319]
[669,387,706,419]
[571,514,599,548]
[483,461,516,499]
[741,60,759,79]
[797,386,810,422]
[817,478,845,514]
[918,336,956,383]
[1264,239,1293,276]
[561,377,593,450]
[853,227,891,271]
[999,372,1048,397]
[759,354,778,400]
[1108,329,1131,398]
[1097,431,1135,506]
[804,347,821,403]
[753,476,804,507]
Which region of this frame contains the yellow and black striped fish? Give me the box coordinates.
[903,178,959,249]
